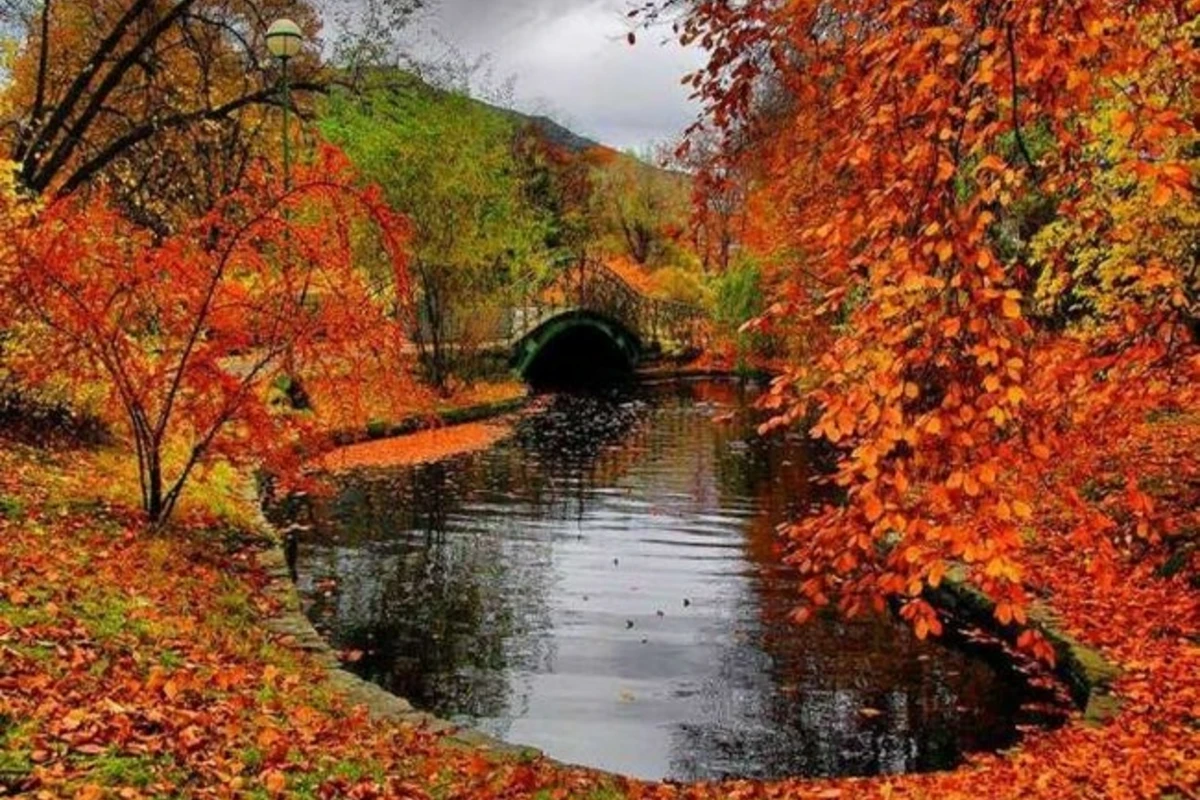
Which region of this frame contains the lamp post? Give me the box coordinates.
[266,18,303,190]
[266,18,307,408]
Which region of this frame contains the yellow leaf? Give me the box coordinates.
[61,709,86,732]
[979,464,997,486]
[1002,297,1021,319]
[975,154,1005,173]
[1151,181,1174,208]
[264,770,287,795]
[1013,500,1033,520]
[996,500,1012,520]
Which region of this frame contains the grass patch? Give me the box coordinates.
[62,750,189,793]
[158,649,185,669]
[240,746,264,770]
[78,446,260,531]
[565,788,628,800]
[0,749,32,790]
[0,494,25,519]
[12,641,56,663]
[212,575,258,631]
[0,599,54,628]
[76,591,157,643]
[0,716,34,790]
[86,752,161,788]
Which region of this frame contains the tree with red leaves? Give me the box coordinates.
[642,0,1198,653]
[6,144,412,524]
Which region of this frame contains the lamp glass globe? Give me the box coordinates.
[266,18,303,59]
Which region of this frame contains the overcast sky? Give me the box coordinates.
[402,0,707,153]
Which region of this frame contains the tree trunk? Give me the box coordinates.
[146,449,165,524]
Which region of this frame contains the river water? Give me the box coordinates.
[276,380,1062,781]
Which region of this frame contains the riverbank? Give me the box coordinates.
[315,381,533,472]
[321,381,530,448]
[1,411,1196,797]
[0,440,617,799]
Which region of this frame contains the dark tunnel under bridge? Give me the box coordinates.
[510,310,644,389]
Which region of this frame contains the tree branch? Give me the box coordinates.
[14,0,157,170]
[29,0,52,130]
[54,81,326,197]
[29,0,199,192]
[1006,22,1040,177]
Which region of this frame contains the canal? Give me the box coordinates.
[274,380,1063,781]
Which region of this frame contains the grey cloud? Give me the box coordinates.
[404,0,705,151]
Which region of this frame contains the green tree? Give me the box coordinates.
[709,258,765,371]
[511,128,608,266]
[320,77,550,391]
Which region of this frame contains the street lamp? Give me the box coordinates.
[266,18,303,190]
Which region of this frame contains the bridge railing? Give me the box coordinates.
[509,259,703,352]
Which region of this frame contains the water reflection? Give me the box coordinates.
[275,381,1060,781]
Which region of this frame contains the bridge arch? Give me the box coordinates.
[511,310,643,387]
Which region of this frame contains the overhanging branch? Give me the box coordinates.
[55,80,327,198]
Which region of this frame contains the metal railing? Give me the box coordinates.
[511,258,702,351]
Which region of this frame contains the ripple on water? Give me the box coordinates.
[275,382,1066,782]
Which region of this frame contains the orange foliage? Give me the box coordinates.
[304,378,526,438]
[2,401,1197,799]
[668,0,1198,655]
[5,143,414,523]
[320,422,513,472]
[604,255,661,296]
[0,442,610,799]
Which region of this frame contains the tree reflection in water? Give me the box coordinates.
[273,381,1065,781]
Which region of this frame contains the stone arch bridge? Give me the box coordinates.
[508,259,701,385]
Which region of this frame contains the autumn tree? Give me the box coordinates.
[595,150,689,266]
[667,126,751,276]
[0,0,425,230]
[644,0,1198,651]
[5,145,412,524]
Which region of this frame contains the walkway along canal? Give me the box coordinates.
[270,380,1069,781]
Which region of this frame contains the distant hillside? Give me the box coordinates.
[486,103,606,155]
[337,67,686,183]
[478,98,691,189]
